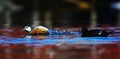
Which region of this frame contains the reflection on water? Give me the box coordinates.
[0,35,119,59]
[0,27,119,59]
[0,35,120,45]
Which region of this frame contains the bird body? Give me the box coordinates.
[24,26,49,35]
[81,27,112,37]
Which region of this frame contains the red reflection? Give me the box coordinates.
[0,27,119,59]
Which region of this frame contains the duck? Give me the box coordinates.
[24,26,49,35]
[81,27,112,37]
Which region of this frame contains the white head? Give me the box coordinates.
[24,26,32,32]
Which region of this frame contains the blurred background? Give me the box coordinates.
[0,0,119,27]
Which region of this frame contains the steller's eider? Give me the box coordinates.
[24,26,49,35]
[81,27,112,37]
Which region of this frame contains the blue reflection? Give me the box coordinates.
[0,35,120,46]
[49,30,81,35]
